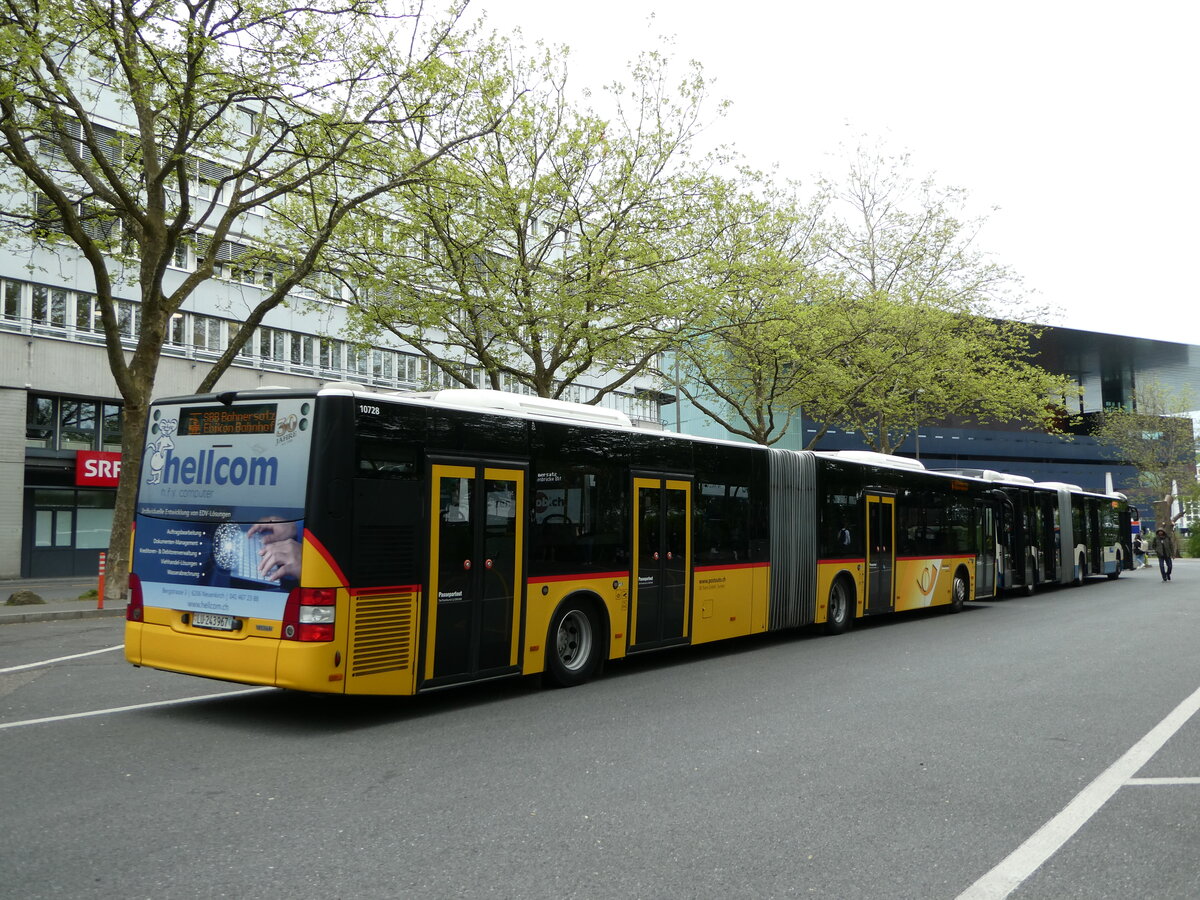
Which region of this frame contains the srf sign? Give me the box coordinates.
[76,451,122,487]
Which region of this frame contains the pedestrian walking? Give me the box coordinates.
[1152,528,1174,581]
[1133,534,1148,569]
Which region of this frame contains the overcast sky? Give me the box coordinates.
[475,0,1198,347]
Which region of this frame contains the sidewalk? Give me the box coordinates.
[0,576,125,625]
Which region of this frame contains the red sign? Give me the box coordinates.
[76,451,123,487]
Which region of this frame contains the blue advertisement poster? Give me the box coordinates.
[133,398,315,621]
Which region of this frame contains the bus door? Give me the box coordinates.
[630,476,691,649]
[424,462,525,685]
[1041,496,1058,582]
[865,494,895,614]
[1087,499,1103,574]
[975,500,997,598]
[1018,498,1038,586]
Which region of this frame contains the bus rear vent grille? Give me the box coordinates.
[349,590,416,677]
[353,523,418,582]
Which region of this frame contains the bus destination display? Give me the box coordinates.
[180,404,277,437]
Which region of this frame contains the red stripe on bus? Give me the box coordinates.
[528,571,630,584]
[895,554,976,563]
[304,528,348,587]
[819,555,974,565]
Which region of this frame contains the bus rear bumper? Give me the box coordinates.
[125,620,350,692]
[126,620,280,686]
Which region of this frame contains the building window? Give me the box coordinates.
[167,313,185,346]
[34,502,74,548]
[372,348,394,382]
[76,489,116,549]
[33,194,65,240]
[191,159,230,203]
[59,399,97,450]
[114,299,138,338]
[320,338,343,373]
[236,106,259,135]
[26,395,56,448]
[25,393,123,451]
[291,334,314,368]
[3,280,21,321]
[259,326,285,363]
[230,262,257,285]
[349,346,370,377]
[230,321,251,358]
[101,404,122,451]
[32,285,67,329]
[31,488,115,552]
[75,293,95,331]
[193,314,222,352]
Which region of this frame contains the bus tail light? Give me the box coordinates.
[282,588,336,642]
[126,573,143,621]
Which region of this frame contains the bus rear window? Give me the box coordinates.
[356,436,418,479]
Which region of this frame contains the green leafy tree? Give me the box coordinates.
[1092,380,1198,524]
[0,0,507,600]
[813,145,1073,453]
[668,153,1073,452]
[339,44,726,401]
[817,301,1077,454]
[666,173,841,445]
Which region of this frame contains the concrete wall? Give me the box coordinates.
[0,388,25,578]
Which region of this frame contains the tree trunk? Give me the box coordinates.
[105,402,148,605]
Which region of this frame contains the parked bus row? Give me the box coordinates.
[125,386,1132,695]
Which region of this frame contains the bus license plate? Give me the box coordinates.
[192,612,236,631]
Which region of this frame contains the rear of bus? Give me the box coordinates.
[124,391,342,690]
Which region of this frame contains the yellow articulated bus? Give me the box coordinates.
[125,386,1132,695]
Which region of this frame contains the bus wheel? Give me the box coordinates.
[545,600,602,688]
[825,577,854,635]
[950,570,969,613]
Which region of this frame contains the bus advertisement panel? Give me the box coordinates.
[133,397,315,623]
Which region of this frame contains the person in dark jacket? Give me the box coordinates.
[1152,528,1174,582]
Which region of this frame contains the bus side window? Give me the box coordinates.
[695,481,749,563]
[530,465,624,573]
[819,484,860,558]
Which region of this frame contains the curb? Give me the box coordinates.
[0,606,126,625]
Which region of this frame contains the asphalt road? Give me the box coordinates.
[2,563,1198,899]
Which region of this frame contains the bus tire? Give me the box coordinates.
[949,569,969,613]
[824,576,854,635]
[545,598,603,688]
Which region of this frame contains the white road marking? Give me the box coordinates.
[1127,777,1200,786]
[958,681,1200,899]
[0,687,273,730]
[0,644,122,674]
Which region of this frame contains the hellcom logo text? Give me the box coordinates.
[153,449,279,486]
